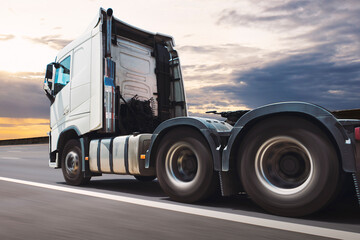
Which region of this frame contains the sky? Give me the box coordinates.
[0,0,359,139]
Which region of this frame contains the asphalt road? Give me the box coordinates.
[0,144,359,240]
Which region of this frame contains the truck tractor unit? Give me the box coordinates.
[44,8,360,217]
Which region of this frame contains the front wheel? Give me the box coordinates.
[238,116,340,217]
[61,139,91,186]
[156,127,218,203]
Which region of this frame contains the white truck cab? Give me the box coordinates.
[44,8,187,171]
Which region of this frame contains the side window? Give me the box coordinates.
[54,56,71,95]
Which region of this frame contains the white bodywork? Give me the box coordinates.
[48,8,187,170]
[50,25,102,156]
[50,15,159,162]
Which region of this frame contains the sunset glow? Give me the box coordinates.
[0,118,49,140]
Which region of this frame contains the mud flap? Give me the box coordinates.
[219,170,242,196]
[353,172,360,206]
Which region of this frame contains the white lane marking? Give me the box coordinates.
[1,157,20,160]
[0,176,358,240]
[7,150,21,153]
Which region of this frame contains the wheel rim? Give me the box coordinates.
[65,151,80,177]
[255,136,314,195]
[165,141,200,190]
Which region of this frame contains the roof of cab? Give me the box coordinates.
[56,8,174,62]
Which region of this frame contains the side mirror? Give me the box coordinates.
[46,64,53,79]
[44,63,54,103]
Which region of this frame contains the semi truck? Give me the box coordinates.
[43,8,360,217]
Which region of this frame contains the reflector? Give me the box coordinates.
[355,127,360,141]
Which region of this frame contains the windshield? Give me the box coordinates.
[54,56,71,95]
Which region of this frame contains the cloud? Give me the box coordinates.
[185,86,249,118]
[178,44,259,55]
[217,10,286,27]
[328,90,345,95]
[179,44,267,91]
[25,34,72,50]
[0,71,49,118]
[179,0,358,112]
[217,0,360,31]
[201,46,360,110]
[0,34,15,41]
[178,44,262,66]
[216,0,360,61]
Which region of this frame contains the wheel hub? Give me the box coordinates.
[279,153,305,177]
[165,142,199,188]
[65,151,79,177]
[255,136,313,195]
[177,151,197,181]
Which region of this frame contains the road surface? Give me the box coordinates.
[0,144,359,239]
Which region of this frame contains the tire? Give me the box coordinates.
[238,116,340,217]
[134,175,156,182]
[61,139,91,186]
[156,127,218,203]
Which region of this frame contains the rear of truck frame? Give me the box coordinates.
[43,8,360,217]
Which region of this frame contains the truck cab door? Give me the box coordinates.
[50,55,71,129]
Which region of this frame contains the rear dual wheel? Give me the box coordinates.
[238,116,340,217]
[156,127,218,203]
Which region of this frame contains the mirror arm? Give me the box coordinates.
[45,90,54,104]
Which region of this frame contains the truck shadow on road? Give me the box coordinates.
[59,177,360,225]
[201,193,360,224]
[80,178,167,198]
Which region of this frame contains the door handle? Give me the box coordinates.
[63,107,69,115]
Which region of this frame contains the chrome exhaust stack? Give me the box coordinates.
[105,8,113,58]
[103,8,116,133]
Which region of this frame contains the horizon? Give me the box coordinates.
[0,0,359,140]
